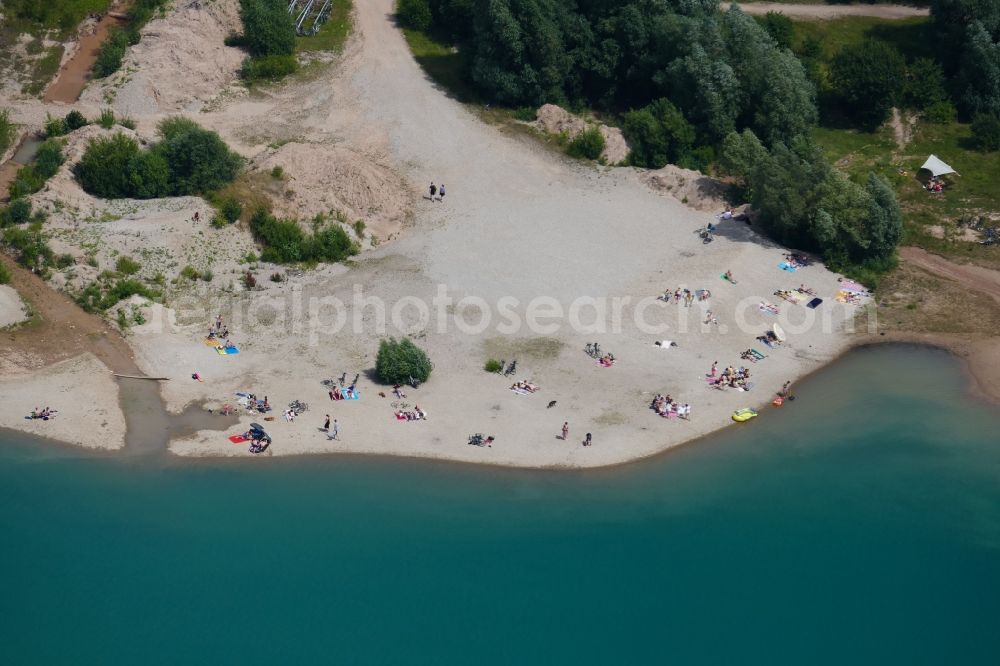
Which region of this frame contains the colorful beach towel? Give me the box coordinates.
[778,262,797,273]
[839,279,867,292]
[229,434,247,443]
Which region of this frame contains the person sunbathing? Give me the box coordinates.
[522,381,539,392]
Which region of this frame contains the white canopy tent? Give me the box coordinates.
[920,155,959,177]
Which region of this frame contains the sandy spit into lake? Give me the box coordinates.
[0,352,126,449]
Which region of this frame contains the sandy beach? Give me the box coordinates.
[0,0,949,465]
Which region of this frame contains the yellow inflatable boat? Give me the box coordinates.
[732,408,758,423]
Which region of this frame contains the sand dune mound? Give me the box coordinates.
[257,143,413,242]
[641,164,731,213]
[532,104,629,165]
[82,0,244,115]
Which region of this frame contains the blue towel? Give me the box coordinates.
[225,347,240,355]
[778,262,797,273]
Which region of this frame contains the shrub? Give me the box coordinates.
[0,109,14,155]
[98,108,116,129]
[94,28,129,78]
[270,271,284,282]
[375,337,433,384]
[74,133,142,198]
[8,139,63,199]
[156,117,243,195]
[76,277,159,312]
[220,197,243,223]
[44,113,66,137]
[623,99,695,169]
[126,149,170,198]
[352,220,365,238]
[6,199,32,225]
[484,358,502,373]
[971,113,1000,152]
[756,11,794,49]
[2,225,54,270]
[119,116,137,130]
[924,100,957,124]
[241,54,298,81]
[0,262,10,285]
[249,207,359,264]
[566,127,605,160]
[64,110,88,131]
[904,58,947,110]
[270,165,284,179]
[116,256,141,275]
[179,265,201,280]
[243,271,257,289]
[238,0,296,57]
[397,0,432,31]
[55,253,75,268]
[830,40,906,130]
[201,269,214,282]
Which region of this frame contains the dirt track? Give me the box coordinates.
[899,247,1000,304]
[731,2,929,19]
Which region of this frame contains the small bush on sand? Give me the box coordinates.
[241,54,298,81]
[94,28,129,78]
[239,0,296,57]
[220,197,243,223]
[179,265,200,280]
[3,198,33,226]
[45,113,66,137]
[484,358,502,373]
[64,110,88,131]
[376,337,433,385]
[116,256,141,275]
[98,108,116,129]
[0,261,10,285]
[0,109,14,155]
[566,126,605,160]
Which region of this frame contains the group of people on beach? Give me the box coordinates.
[510,380,540,393]
[29,407,57,420]
[396,405,428,421]
[708,363,752,391]
[659,287,711,306]
[651,394,692,419]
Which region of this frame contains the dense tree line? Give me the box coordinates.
[400,0,901,269]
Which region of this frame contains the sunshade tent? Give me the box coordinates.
[920,155,958,177]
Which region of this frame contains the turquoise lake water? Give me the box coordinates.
[1,345,999,664]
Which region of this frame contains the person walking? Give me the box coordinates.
[710,361,718,378]
[583,432,592,447]
[323,414,330,432]
[429,182,437,199]
[328,419,339,440]
[438,183,445,202]
[561,422,569,440]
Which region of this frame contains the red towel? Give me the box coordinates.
[229,434,247,443]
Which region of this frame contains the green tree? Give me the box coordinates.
[239,0,296,57]
[861,174,903,263]
[74,133,142,198]
[375,337,433,384]
[127,150,170,199]
[957,22,1000,117]
[398,0,433,31]
[904,58,948,110]
[156,118,243,195]
[64,110,88,131]
[623,98,695,168]
[756,11,794,50]
[665,43,739,143]
[971,112,1000,150]
[831,40,907,129]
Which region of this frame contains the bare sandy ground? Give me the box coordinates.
[0,284,28,328]
[3,0,870,465]
[730,3,929,20]
[0,352,126,449]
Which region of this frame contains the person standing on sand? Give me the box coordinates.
[323,414,330,432]
[429,182,437,199]
[710,361,718,378]
[584,433,592,447]
[561,422,569,440]
[328,419,339,440]
[438,183,445,202]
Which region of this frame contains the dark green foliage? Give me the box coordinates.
[75,120,242,199]
[64,110,88,131]
[220,197,243,223]
[722,130,903,267]
[398,0,433,31]
[904,58,948,110]
[249,208,359,264]
[484,358,502,373]
[4,199,32,226]
[623,99,695,169]
[0,109,14,155]
[8,139,64,199]
[98,108,115,129]
[566,126,605,160]
[930,1,1000,116]
[238,0,296,57]
[73,133,142,198]
[0,261,10,285]
[115,255,141,275]
[756,12,794,50]
[375,337,433,385]
[240,54,298,81]
[971,113,1000,151]
[830,40,907,130]
[156,118,243,195]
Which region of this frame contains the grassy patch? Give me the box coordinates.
[296,0,353,53]
[0,0,112,38]
[23,45,64,96]
[401,27,477,102]
[792,16,933,63]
